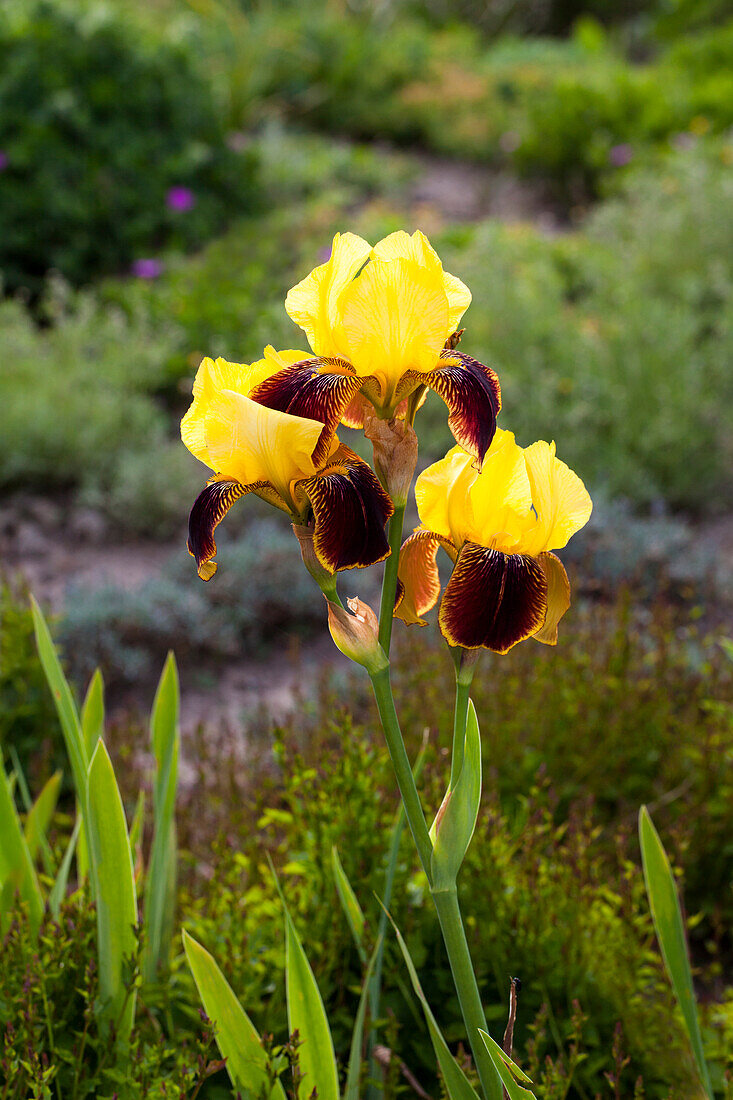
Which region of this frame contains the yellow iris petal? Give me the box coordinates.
[371,229,471,332]
[181,357,251,467]
[520,441,593,555]
[336,257,450,393]
[532,552,571,645]
[182,353,302,469]
[202,390,322,505]
[415,445,477,549]
[467,429,534,553]
[415,431,534,552]
[285,232,371,357]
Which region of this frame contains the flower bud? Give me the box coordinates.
[363,410,418,508]
[326,596,388,673]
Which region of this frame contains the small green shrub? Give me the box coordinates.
[0,891,216,1098]
[0,1,259,294]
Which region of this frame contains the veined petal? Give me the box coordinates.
[423,350,501,468]
[371,230,471,331]
[202,390,323,505]
[187,475,285,581]
[299,444,393,571]
[285,232,371,356]
[250,356,362,466]
[439,543,547,653]
[520,441,593,556]
[532,552,571,645]
[336,257,450,391]
[394,528,456,625]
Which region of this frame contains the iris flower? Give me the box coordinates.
[248,230,502,469]
[181,354,393,580]
[395,430,592,653]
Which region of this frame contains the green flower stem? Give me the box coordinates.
[377,504,406,655]
[369,666,433,877]
[369,666,501,1100]
[450,649,480,787]
[431,886,502,1100]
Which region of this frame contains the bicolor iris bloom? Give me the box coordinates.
[181,353,393,580]
[249,230,502,469]
[395,430,592,653]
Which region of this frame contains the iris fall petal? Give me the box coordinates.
[439,543,547,653]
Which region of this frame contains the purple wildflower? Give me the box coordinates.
[131,258,163,279]
[609,143,633,167]
[166,186,195,212]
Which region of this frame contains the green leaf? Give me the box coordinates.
[24,770,62,863]
[478,1031,536,1099]
[385,904,480,1100]
[31,597,87,800]
[344,934,382,1100]
[86,741,138,1045]
[431,700,482,890]
[639,806,713,1098]
[183,930,286,1100]
[271,867,339,1100]
[49,817,81,918]
[129,790,146,860]
[0,760,43,935]
[332,845,366,961]
[143,652,180,984]
[81,669,105,760]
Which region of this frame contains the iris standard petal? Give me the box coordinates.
[414,446,479,548]
[336,257,450,392]
[394,528,457,625]
[299,444,393,572]
[439,542,547,653]
[181,357,250,467]
[187,475,285,580]
[466,429,535,552]
[371,229,471,331]
[521,441,593,556]
[424,350,501,469]
[532,552,571,645]
[250,355,362,466]
[285,232,371,357]
[202,390,322,505]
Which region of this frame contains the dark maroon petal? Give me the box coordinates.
[187,476,275,580]
[425,350,501,469]
[300,445,393,572]
[439,542,547,653]
[250,358,362,466]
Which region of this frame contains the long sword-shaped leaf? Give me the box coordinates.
[478,1031,535,1099]
[86,741,138,1045]
[269,863,339,1100]
[49,817,82,917]
[24,770,62,865]
[183,930,286,1100]
[0,760,43,934]
[431,700,481,891]
[332,845,366,961]
[81,669,105,760]
[31,597,87,798]
[344,934,383,1100]
[639,807,713,1098]
[143,653,180,983]
[383,903,480,1100]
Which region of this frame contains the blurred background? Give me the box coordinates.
[1,0,733,1092]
